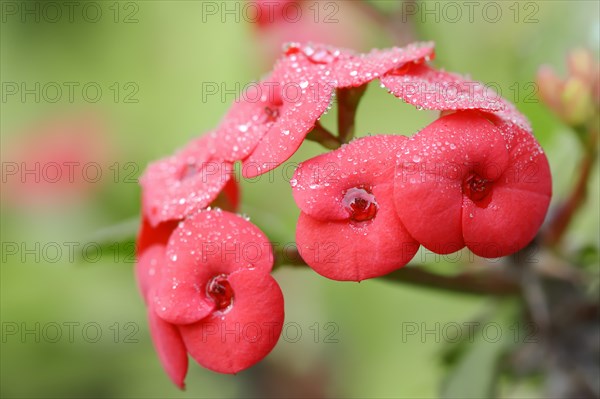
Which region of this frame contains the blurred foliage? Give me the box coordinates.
[1,1,599,398]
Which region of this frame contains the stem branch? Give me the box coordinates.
[305,122,341,150]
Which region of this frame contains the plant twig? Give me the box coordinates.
[305,122,341,150]
[274,247,520,296]
[337,85,367,143]
[544,126,598,246]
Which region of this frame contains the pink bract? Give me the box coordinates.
[154,209,275,324]
[394,111,551,257]
[153,210,284,373]
[292,135,419,281]
[216,54,335,177]
[140,134,236,227]
[136,210,284,384]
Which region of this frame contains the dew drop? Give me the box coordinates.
[206,274,234,311]
[343,187,378,222]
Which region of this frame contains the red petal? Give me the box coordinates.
[380,63,504,112]
[296,184,419,281]
[394,112,508,254]
[140,135,233,227]
[462,122,551,256]
[212,82,277,162]
[463,188,550,257]
[155,210,274,325]
[333,42,435,88]
[242,53,335,177]
[135,244,165,304]
[292,135,406,221]
[136,216,178,255]
[394,171,464,254]
[179,270,284,374]
[148,306,189,389]
[241,88,334,177]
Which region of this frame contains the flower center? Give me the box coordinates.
[264,106,280,122]
[179,162,197,181]
[263,87,283,123]
[343,187,378,222]
[206,274,234,311]
[463,173,492,202]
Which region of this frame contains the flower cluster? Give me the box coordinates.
[137,138,283,386]
[291,51,551,280]
[136,41,552,386]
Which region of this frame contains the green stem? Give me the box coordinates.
[305,122,341,150]
[337,85,367,144]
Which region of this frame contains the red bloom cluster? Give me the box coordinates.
[137,137,283,386]
[292,56,551,281]
[137,41,552,386]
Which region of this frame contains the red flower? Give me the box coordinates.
[292,135,419,281]
[379,61,551,256]
[139,133,237,227]
[136,210,284,385]
[213,42,435,178]
[212,52,335,178]
[394,111,551,257]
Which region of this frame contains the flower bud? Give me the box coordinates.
[561,76,595,126]
[567,48,597,84]
[537,65,564,114]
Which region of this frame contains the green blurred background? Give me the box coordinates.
[1,1,598,398]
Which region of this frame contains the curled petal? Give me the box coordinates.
[137,217,178,256]
[155,210,274,325]
[463,188,550,257]
[462,122,551,256]
[136,244,166,304]
[394,112,509,254]
[148,306,189,389]
[179,270,284,374]
[296,186,419,281]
